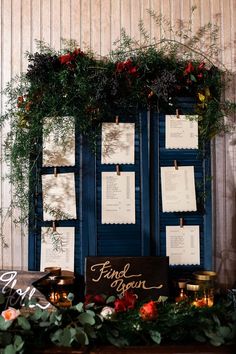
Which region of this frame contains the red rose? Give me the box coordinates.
[59,53,73,65]
[93,294,105,304]
[116,62,125,73]
[184,62,194,75]
[198,62,205,71]
[123,291,137,310]
[139,301,158,321]
[114,298,127,312]
[124,59,132,68]
[72,48,84,57]
[197,72,203,79]
[128,66,138,76]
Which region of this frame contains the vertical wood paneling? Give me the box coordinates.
[1,0,12,269]
[80,0,91,50]
[101,0,111,55]
[61,0,71,45]
[51,0,61,49]
[0,0,235,285]
[11,0,23,269]
[120,0,131,35]
[91,0,101,55]
[149,0,161,44]
[41,0,51,46]
[71,0,81,47]
[110,0,120,49]
[130,0,140,42]
[31,0,41,53]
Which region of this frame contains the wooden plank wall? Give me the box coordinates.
[0,0,235,287]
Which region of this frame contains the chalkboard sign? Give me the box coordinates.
[0,270,51,310]
[85,256,169,300]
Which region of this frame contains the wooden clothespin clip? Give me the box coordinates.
[52,221,56,232]
[54,167,58,177]
[116,164,120,175]
[176,109,179,118]
[180,218,184,228]
[174,160,178,170]
[115,115,119,125]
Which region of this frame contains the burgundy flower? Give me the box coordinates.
[93,294,105,305]
[72,48,84,57]
[114,298,127,312]
[116,61,126,73]
[197,72,203,79]
[184,62,194,75]
[123,291,137,309]
[59,53,73,65]
[116,58,138,76]
[198,62,205,71]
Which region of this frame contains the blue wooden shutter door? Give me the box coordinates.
[150,98,212,274]
[29,105,212,274]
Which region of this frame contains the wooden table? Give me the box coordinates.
[33,344,235,354]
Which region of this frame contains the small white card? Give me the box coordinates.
[40,227,75,271]
[166,225,200,265]
[102,172,135,224]
[161,166,197,212]
[165,115,198,149]
[43,116,75,166]
[101,123,135,164]
[42,173,77,221]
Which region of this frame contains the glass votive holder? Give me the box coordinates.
[48,275,75,308]
[175,279,188,303]
[186,283,200,306]
[193,271,216,307]
[44,267,61,277]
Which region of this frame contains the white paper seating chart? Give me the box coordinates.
[101,123,135,164]
[161,166,197,212]
[43,116,75,167]
[166,225,200,265]
[102,172,135,224]
[42,173,77,221]
[40,227,75,271]
[165,115,198,149]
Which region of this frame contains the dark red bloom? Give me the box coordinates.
[198,62,205,71]
[116,61,126,73]
[59,53,73,65]
[123,291,137,309]
[116,58,138,76]
[84,293,105,305]
[93,294,105,304]
[128,66,138,76]
[139,300,158,321]
[17,96,24,107]
[184,62,194,75]
[72,48,84,57]
[197,72,203,79]
[114,298,127,312]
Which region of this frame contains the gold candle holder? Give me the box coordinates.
[193,271,216,307]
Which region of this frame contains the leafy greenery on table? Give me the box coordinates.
[0,292,235,354]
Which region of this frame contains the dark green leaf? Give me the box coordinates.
[150,330,161,344]
[78,312,95,326]
[17,317,31,330]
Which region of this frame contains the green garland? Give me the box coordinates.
[0,20,235,241]
[0,292,235,352]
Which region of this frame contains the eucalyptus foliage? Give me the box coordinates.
[0,293,235,353]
